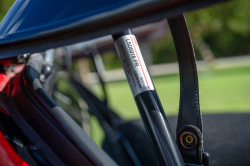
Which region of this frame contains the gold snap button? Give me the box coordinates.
[180,132,197,150]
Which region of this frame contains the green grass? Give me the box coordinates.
[197,67,250,112]
[90,66,250,146]
[92,66,250,118]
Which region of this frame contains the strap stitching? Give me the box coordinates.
[179,15,201,163]
[168,19,184,132]
[169,15,203,163]
[180,16,201,130]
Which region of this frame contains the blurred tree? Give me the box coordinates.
[186,0,250,58]
[0,0,15,21]
[152,0,250,64]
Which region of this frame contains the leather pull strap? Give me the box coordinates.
[168,14,204,165]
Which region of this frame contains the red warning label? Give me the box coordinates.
[114,35,154,97]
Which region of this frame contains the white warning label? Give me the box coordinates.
[114,35,154,97]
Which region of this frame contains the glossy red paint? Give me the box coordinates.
[0,107,10,116]
[0,57,18,66]
[0,130,29,166]
[0,62,28,165]
[0,64,24,91]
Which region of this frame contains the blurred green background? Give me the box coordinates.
[1,0,249,146]
[96,0,250,70]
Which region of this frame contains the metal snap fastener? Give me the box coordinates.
[180,131,197,150]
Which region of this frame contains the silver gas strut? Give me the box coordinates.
[112,29,184,166]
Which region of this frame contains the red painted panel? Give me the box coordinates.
[0,64,24,91]
[0,130,29,166]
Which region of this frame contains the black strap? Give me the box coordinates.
[168,14,204,165]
